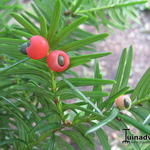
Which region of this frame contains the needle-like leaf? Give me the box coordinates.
[59,33,109,52]
[48,0,62,42]
[86,108,119,134]
[11,13,40,35]
[63,78,103,116]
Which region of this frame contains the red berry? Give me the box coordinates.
[115,95,131,110]
[26,35,49,60]
[47,50,70,72]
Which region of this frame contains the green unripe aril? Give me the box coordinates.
[115,95,131,110]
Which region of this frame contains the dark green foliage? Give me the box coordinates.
[74,0,147,29]
[0,0,149,150]
[0,0,21,37]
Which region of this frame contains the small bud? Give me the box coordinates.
[64,10,72,16]
[64,120,72,126]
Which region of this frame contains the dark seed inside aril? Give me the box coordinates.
[20,42,30,55]
[124,99,130,108]
[58,55,65,66]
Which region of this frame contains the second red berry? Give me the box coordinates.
[47,50,70,72]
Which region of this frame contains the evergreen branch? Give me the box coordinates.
[0,58,29,73]
[132,95,150,105]
[63,78,103,116]
[76,0,147,13]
